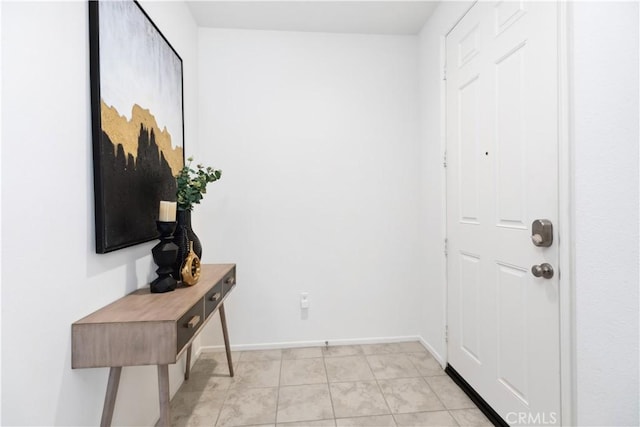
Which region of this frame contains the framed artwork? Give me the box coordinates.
[89,0,184,253]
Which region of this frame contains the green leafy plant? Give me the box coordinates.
[176,157,222,211]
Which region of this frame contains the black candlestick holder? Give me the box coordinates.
[150,221,179,293]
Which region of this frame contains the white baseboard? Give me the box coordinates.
[198,335,448,370]
[194,344,203,360]
[199,335,423,353]
[418,336,446,368]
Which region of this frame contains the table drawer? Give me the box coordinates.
[222,267,236,297]
[205,280,223,319]
[177,300,204,352]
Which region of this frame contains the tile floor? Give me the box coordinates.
[170,342,493,427]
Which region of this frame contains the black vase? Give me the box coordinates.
[172,209,202,281]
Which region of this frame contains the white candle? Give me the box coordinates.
[158,201,177,222]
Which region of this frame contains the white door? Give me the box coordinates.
[446,1,560,424]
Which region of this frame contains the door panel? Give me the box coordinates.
[460,252,481,362]
[458,76,481,223]
[496,262,529,403]
[495,42,526,228]
[446,2,560,424]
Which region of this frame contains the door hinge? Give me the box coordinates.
[445,325,449,343]
[443,66,447,81]
[444,238,448,256]
[443,151,447,168]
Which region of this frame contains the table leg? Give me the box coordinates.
[219,303,234,377]
[101,366,122,427]
[157,364,170,427]
[185,344,192,381]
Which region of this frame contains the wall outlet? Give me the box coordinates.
[300,292,309,309]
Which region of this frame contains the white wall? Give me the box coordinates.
[196,29,423,348]
[0,0,4,422]
[571,2,639,425]
[416,0,473,364]
[1,1,198,425]
[418,1,640,425]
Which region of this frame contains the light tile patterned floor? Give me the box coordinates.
[170,342,492,427]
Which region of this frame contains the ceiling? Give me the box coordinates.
[186,1,439,35]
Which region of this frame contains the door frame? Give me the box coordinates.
[440,2,574,425]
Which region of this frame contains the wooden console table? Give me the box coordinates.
[72,264,236,427]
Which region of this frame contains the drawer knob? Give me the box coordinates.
[210,292,221,302]
[225,277,236,286]
[186,315,201,329]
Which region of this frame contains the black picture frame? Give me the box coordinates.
[89,0,185,253]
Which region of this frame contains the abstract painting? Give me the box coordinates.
[89,0,184,253]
